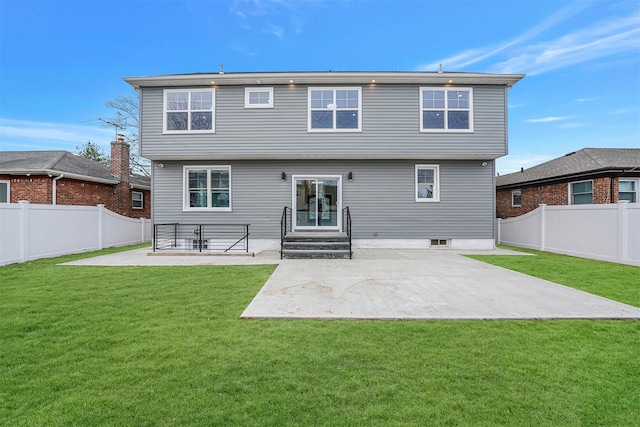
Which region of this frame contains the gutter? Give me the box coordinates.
[496,168,639,190]
[51,173,64,205]
[0,169,119,185]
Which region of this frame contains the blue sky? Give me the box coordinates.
[0,0,638,174]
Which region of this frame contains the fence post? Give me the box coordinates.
[539,204,546,252]
[617,201,629,264]
[140,218,145,243]
[18,201,29,263]
[496,218,501,245]
[97,204,105,250]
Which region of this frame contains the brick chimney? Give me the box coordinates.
[110,135,130,184]
[111,135,131,216]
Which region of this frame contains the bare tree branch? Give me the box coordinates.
[101,92,150,176]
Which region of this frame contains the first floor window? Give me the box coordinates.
[164,89,215,133]
[570,180,593,204]
[0,180,9,203]
[619,179,638,202]
[415,165,440,202]
[512,189,522,206]
[420,87,473,132]
[184,166,231,210]
[132,191,143,209]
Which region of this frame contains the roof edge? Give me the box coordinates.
[124,71,525,89]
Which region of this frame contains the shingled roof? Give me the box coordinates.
[0,151,150,189]
[496,148,640,188]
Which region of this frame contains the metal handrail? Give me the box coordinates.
[343,206,352,259]
[153,223,250,253]
[280,206,291,259]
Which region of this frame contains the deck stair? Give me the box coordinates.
[281,231,352,259]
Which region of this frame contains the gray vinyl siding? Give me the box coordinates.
[140,85,507,160]
[152,159,495,240]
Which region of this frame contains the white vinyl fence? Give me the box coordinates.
[498,202,639,266]
[0,202,151,266]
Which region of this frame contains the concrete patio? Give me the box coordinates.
[63,247,640,320]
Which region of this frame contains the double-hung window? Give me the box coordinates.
[245,87,274,108]
[132,191,143,209]
[619,179,638,202]
[164,89,215,133]
[570,180,593,204]
[0,180,9,203]
[183,166,231,211]
[512,189,522,207]
[308,87,361,131]
[420,87,473,132]
[415,165,440,202]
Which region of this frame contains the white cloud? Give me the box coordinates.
[415,4,640,77]
[415,1,591,71]
[0,118,113,152]
[491,14,640,75]
[525,116,570,123]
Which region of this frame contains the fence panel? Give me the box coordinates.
[0,204,23,265]
[102,208,147,247]
[499,208,541,249]
[545,205,619,262]
[27,204,101,260]
[624,204,640,264]
[0,202,151,266]
[499,202,639,266]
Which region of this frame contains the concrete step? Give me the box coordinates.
[281,248,352,259]
[282,241,351,251]
[284,232,348,243]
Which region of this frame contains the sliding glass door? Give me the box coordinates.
[294,177,340,230]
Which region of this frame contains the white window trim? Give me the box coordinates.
[512,189,522,207]
[307,87,362,132]
[619,178,639,202]
[132,191,143,209]
[163,89,216,134]
[0,180,9,203]
[183,166,232,212]
[419,87,474,133]
[415,164,440,202]
[569,179,593,205]
[245,87,274,108]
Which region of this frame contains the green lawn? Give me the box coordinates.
[1,246,639,426]
[467,245,640,307]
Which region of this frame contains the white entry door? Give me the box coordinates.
[293,176,341,230]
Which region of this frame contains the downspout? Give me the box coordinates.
[52,174,64,205]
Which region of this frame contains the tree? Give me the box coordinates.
[101,92,150,176]
[76,140,109,164]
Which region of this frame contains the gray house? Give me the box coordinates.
[124,71,524,255]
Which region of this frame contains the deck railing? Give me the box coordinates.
[280,206,292,259]
[153,223,250,253]
[342,206,352,259]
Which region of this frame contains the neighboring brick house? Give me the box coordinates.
[496,148,640,218]
[0,139,151,218]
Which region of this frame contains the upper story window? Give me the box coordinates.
[245,87,274,108]
[183,166,231,211]
[132,191,143,209]
[570,180,593,204]
[415,164,440,202]
[164,89,215,133]
[420,87,473,132]
[512,189,522,207]
[0,180,9,203]
[619,179,638,202]
[308,87,362,132]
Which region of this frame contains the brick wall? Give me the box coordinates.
[5,175,150,219]
[497,176,617,218]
